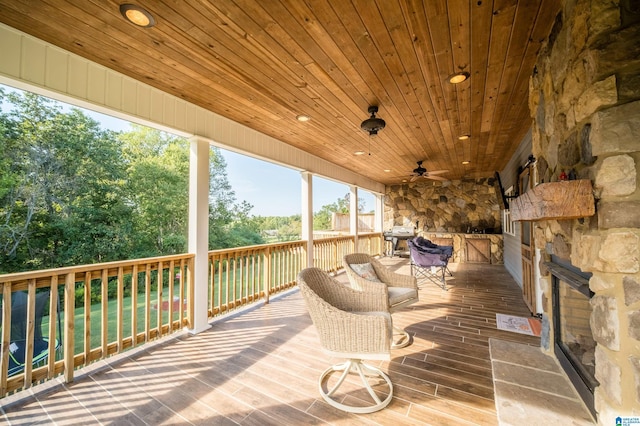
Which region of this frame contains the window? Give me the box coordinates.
[503,186,516,236]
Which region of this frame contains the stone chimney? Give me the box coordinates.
[529,0,640,423]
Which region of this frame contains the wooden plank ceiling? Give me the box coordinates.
[0,0,560,185]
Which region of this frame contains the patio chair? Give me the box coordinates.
[412,236,454,276]
[343,253,418,349]
[297,267,393,413]
[407,238,450,291]
[1,290,61,377]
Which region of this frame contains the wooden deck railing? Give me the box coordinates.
[207,240,307,317]
[0,254,194,397]
[206,232,382,318]
[0,233,382,396]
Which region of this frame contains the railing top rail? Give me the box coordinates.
[0,253,195,282]
[208,240,308,256]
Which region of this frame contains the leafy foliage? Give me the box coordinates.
[0,89,264,274]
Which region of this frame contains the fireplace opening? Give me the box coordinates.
[547,255,598,419]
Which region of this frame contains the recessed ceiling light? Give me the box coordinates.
[354,151,365,156]
[120,4,155,28]
[458,134,470,140]
[296,114,311,122]
[448,72,470,84]
[462,160,471,165]
[384,169,391,172]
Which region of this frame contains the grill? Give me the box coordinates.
[383,226,415,257]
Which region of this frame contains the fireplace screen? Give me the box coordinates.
[556,279,596,382]
[548,256,597,418]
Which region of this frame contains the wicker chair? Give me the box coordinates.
[297,267,394,413]
[343,253,418,349]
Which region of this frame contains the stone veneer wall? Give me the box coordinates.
[529,0,640,422]
[384,179,502,234]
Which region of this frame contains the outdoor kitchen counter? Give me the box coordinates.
[420,232,503,264]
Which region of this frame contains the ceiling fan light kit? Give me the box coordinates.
[360,105,386,136]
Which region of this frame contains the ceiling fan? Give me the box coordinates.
[410,161,449,182]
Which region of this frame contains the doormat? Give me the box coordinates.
[496,314,541,337]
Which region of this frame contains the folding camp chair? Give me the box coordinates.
[407,239,450,290]
[412,236,454,277]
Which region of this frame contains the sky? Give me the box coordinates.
[1,84,375,217]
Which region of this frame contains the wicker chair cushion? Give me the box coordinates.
[349,263,382,282]
[388,286,417,306]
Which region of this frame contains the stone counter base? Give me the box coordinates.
[421,232,504,264]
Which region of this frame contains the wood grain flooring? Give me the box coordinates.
[0,260,540,425]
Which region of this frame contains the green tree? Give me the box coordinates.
[120,126,189,256]
[208,150,264,249]
[0,88,265,273]
[0,90,132,272]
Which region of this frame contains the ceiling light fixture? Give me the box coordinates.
[458,134,470,140]
[462,160,471,165]
[354,150,365,156]
[120,4,155,28]
[360,105,386,136]
[296,114,310,122]
[448,72,470,84]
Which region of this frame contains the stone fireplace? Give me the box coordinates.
[525,0,640,423]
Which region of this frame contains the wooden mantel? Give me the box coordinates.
[510,179,595,221]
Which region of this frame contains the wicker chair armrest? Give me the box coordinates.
[369,257,418,290]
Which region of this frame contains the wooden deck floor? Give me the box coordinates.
[1,260,540,425]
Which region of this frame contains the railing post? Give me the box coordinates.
[64,272,75,383]
[1,283,10,397]
[187,257,195,330]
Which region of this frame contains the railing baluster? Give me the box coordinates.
[168,260,175,332]
[23,279,36,389]
[117,267,124,351]
[84,271,91,363]
[48,275,58,379]
[100,269,108,358]
[156,261,163,337]
[178,259,184,327]
[145,264,151,342]
[131,265,138,347]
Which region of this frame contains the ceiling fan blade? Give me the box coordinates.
[425,175,449,181]
[426,169,449,175]
[410,175,419,182]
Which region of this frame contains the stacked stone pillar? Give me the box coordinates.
[529,0,640,422]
